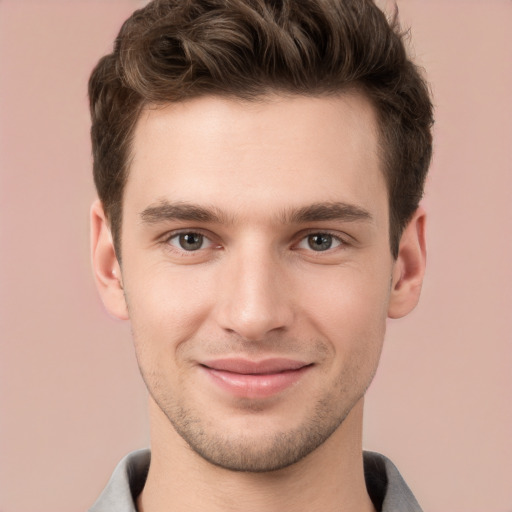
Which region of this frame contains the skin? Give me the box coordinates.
[91,93,426,512]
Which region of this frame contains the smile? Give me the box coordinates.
[200,358,313,399]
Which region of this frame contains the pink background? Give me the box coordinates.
[0,1,510,511]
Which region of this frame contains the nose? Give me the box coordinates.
[213,246,294,342]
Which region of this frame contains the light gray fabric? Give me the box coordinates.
[89,449,422,512]
[89,449,150,512]
[363,451,423,512]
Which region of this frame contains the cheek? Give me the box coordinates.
[300,264,391,330]
[127,259,214,320]
[124,264,215,367]
[297,265,390,374]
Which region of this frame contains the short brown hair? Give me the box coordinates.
[89,0,433,260]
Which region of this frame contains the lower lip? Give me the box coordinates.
[202,365,311,399]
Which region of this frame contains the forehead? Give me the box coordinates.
[125,93,387,227]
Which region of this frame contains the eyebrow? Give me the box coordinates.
[140,201,229,224]
[139,200,372,225]
[282,202,372,224]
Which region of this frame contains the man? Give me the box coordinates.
[88,0,433,511]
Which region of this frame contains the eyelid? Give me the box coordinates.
[161,228,221,253]
[294,230,349,249]
[162,227,213,241]
[158,228,352,255]
[168,231,211,245]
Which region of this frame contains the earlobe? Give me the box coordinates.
[90,199,129,320]
[388,207,427,319]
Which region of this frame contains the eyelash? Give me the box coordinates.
[161,229,349,256]
[162,230,219,256]
[296,231,346,252]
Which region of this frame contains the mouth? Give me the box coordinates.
[200,358,313,399]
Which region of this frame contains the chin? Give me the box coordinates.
[160,394,356,473]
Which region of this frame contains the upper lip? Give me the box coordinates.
[201,358,311,375]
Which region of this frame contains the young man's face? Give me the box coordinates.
[93,93,425,472]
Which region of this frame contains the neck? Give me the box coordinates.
[137,398,375,512]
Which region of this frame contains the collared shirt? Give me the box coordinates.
[89,449,422,512]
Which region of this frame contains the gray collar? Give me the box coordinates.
[89,449,422,512]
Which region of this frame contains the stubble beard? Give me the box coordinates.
[149,381,362,473]
[132,327,381,473]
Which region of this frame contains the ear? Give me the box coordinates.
[90,199,129,320]
[388,206,427,319]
